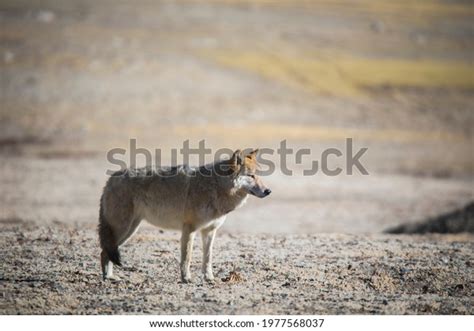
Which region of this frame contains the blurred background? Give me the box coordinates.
[1,0,473,234]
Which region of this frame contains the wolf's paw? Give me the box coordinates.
[103,274,121,282]
[181,276,193,284]
[204,275,215,284]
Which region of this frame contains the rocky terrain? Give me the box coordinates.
[1,223,473,314]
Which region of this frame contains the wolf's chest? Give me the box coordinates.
[199,194,248,219]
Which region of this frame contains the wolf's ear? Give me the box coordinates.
[246,149,259,159]
[231,149,244,167]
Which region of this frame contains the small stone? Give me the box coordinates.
[454,284,464,291]
[36,10,56,23]
[3,51,14,64]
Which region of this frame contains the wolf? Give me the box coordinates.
[98,149,271,283]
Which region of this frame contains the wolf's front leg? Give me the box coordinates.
[180,223,195,283]
[201,227,217,282]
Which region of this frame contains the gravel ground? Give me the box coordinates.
[1,0,473,316]
[1,222,473,315]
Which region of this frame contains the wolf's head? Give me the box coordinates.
[229,149,271,198]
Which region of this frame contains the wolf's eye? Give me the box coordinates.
[248,174,255,179]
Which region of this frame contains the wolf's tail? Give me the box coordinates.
[98,198,122,266]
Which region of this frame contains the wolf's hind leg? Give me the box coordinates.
[100,250,117,280]
[118,218,142,246]
[101,218,142,281]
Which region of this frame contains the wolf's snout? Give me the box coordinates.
[264,188,271,196]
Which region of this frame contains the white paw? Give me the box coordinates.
[204,274,215,284]
[181,275,193,284]
[104,274,121,282]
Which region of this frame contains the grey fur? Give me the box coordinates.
[98,151,270,282]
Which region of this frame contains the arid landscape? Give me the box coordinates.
[1,0,473,314]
